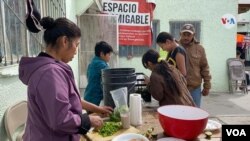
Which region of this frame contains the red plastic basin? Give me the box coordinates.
[157,105,209,140]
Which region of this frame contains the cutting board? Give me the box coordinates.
[82,126,140,141]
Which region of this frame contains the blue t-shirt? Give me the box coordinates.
[84,56,109,105]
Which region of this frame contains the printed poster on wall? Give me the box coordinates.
[101,0,156,46]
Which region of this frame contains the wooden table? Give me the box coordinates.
[135,107,222,141]
[82,106,250,141]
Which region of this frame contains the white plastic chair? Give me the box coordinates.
[4,101,27,141]
[227,58,248,94]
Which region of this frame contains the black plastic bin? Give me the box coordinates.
[102,74,137,83]
[102,68,135,75]
[102,68,136,108]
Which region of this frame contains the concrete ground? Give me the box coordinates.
[201,91,250,116]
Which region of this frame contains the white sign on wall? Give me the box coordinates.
[221,14,236,29]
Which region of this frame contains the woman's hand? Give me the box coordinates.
[89,115,103,129]
[81,99,113,116]
[98,106,113,116]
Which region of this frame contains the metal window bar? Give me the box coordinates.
[0,0,66,66]
[7,11,13,64]
[0,0,7,66]
[57,0,66,17]
[1,0,43,66]
[169,21,201,41]
[48,0,66,18]
[0,3,2,45]
[14,2,19,63]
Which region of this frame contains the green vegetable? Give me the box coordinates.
[109,109,121,122]
[119,105,129,113]
[98,122,122,137]
[109,105,129,122]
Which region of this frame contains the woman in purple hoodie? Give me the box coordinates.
[19,6,111,140]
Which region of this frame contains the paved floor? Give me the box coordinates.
[201,91,250,116]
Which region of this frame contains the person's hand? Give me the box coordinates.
[98,106,113,116]
[144,74,150,85]
[89,115,103,129]
[202,88,210,96]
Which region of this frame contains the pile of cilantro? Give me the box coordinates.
[98,121,121,137]
[98,106,129,137]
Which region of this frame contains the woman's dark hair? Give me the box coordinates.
[95,41,113,57]
[142,49,181,96]
[156,32,174,43]
[142,49,158,68]
[39,17,81,46]
[26,16,81,47]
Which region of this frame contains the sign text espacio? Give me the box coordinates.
[102,0,155,46]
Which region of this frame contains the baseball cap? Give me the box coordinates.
[181,24,195,34]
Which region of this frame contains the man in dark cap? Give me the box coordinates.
[178,24,211,107]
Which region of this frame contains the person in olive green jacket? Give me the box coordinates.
[178,24,212,107]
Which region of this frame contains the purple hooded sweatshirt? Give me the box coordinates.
[19,54,90,141]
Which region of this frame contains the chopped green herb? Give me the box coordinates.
[98,122,122,137]
[109,108,121,122]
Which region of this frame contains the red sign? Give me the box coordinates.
[102,0,155,46]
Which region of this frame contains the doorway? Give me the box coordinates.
[78,14,119,93]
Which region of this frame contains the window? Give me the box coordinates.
[169,21,201,41]
[119,20,159,57]
[41,0,66,19]
[0,0,66,67]
[0,0,26,66]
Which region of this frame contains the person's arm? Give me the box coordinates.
[175,52,187,76]
[144,74,150,85]
[81,99,113,115]
[200,47,211,96]
[148,73,164,101]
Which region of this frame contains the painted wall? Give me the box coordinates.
[66,0,79,88]
[75,0,93,16]
[119,0,238,92]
